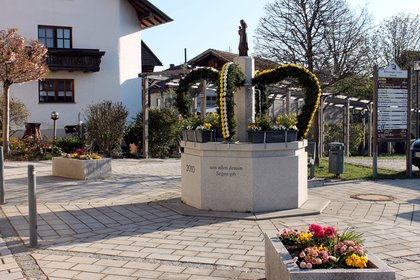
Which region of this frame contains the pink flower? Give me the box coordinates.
[306,263,313,269]
[316,258,322,265]
[309,224,324,237]
[299,251,305,258]
[305,257,311,263]
[323,226,336,237]
[300,262,307,268]
[311,258,317,264]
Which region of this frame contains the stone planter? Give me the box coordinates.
[52,157,112,180]
[264,232,395,280]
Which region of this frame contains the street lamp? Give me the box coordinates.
[414,61,420,139]
[50,111,59,142]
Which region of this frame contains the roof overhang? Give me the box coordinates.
[128,0,173,30]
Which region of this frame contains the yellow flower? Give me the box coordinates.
[70,153,78,158]
[296,232,313,244]
[203,123,211,129]
[345,253,368,268]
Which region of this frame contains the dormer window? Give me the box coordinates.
[38,25,72,48]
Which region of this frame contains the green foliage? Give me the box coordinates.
[125,108,180,158]
[330,75,373,100]
[337,228,365,244]
[252,64,321,139]
[324,122,364,156]
[314,159,411,180]
[56,137,84,153]
[0,97,29,132]
[85,100,128,155]
[7,137,61,160]
[175,68,220,117]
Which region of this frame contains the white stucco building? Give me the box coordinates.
[0,0,171,136]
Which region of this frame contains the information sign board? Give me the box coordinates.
[377,63,408,140]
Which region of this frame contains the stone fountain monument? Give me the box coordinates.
[180,21,309,213]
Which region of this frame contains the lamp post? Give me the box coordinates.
[414,61,420,139]
[50,111,59,143]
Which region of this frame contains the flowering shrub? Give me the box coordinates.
[63,148,102,160]
[181,113,221,131]
[247,114,298,132]
[276,113,298,131]
[277,224,368,269]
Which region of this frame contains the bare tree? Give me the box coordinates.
[370,13,420,68]
[254,0,371,165]
[254,0,371,87]
[0,29,48,153]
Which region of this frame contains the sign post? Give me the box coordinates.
[373,62,410,177]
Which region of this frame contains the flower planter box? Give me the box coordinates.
[264,232,395,280]
[285,130,297,142]
[248,131,297,143]
[52,157,112,180]
[184,130,212,143]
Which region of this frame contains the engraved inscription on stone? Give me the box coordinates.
[209,165,243,177]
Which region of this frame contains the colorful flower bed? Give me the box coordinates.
[63,148,102,160]
[278,224,368,269]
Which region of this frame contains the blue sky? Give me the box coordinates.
[143,0,419,71]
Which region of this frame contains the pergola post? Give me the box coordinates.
[200,80,207,115]
[343,98,350,156]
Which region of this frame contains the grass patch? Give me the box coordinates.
[314,159,420,180]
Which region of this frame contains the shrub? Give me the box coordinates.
[85,101,128,155]
[7,137,61,160]
[56,137,84,153]
[0,97,29,135]
[324,122,364,156]
[125,108,180,158]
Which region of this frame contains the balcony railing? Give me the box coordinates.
[47,48,106,72]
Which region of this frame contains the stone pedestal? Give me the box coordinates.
[233,56,255,142]
[181,140,308,212]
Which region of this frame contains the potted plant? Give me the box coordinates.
[52,148,111,180]
[265,224,395,280]
[181,113,221,143]
[276,113,298,142]
[247,114,298,143]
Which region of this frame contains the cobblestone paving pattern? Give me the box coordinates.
[0,159,419,279]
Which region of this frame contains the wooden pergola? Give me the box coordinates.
[139,68,374,158]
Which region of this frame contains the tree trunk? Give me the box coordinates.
[2,85,10,154]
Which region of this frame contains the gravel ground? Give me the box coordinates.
[344,157,409,172]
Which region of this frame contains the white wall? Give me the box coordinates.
[0,0,142,133]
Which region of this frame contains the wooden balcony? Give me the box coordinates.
[47,48,106,72]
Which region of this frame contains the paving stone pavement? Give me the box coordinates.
[0,159,419,279]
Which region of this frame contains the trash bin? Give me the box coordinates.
[328,142,344,175]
